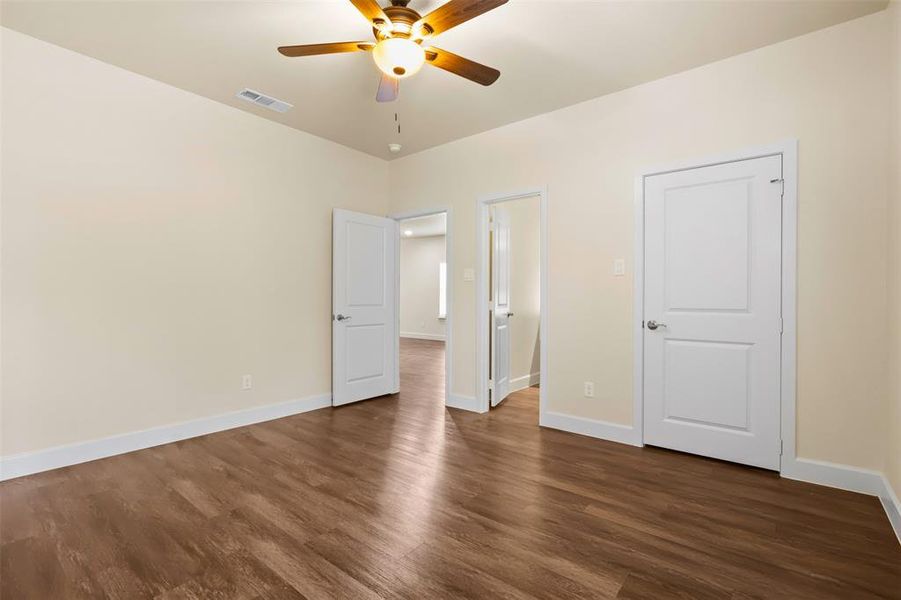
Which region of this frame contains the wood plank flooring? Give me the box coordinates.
[1,337,899,598]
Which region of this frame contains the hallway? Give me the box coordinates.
[399,337,446,404]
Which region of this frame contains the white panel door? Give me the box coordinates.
[491,206,512,406]
[333,209,398,406]
[643,155,783,470]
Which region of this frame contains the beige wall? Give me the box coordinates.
[0,29,388,456]
[399,235,446,340]
[499,196,540,386]
[388,11,895,471]
[2,7,899,487]
[887,1,901,500]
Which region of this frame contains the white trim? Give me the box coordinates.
[510,372,540,393]
[781,458,901,545]
[400,332,446,341]
[632,175,646,447]
[880,477,901,545]
[632,140,799,467]
[541,412,642,447]
[781,457,887,495]
[389,207,453,407]
[445,394,482,413]
[0,393,332,481]
[779,141,799,470]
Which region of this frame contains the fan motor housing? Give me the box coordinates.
[374,6,428,40]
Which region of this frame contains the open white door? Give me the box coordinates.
[643,155,783,470]
[332,209,398,407]
[491,206,512,406]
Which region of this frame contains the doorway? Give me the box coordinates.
[392,209,452,407]
[476,188,548,419]
[634,142,798,471]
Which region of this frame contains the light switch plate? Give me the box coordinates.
[463,268,475,282]
[613,259,626,277]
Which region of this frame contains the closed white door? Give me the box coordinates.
[332,209,398,406]
[643,155,783,470]
[491,206,512,406]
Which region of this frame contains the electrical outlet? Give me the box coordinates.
[584,381,595,398]
[613,259,626,277]
[242,374,253,390]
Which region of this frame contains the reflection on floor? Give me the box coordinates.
[400,337,445,402]
[1,338,899,597]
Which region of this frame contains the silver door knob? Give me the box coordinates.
[647,320,666,330]
[335,314,351,322]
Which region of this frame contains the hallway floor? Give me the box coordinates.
[1,338,899,598]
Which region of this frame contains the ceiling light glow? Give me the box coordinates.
[372,38,425,79]
[404,230,413,236]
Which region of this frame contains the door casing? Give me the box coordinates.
[476,187,548,417]
[633,140,798,473]
[388,207,453,408]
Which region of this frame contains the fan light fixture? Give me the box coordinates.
[277,0,508,103]
[372,38,425,78]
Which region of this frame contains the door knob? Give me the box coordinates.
[507,312,515,317]
[646,320,666,330]
[335,314,352,322]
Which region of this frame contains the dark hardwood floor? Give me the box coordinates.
[2,338,899,598]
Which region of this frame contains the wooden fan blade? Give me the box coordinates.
[415,0,508,37]
[424,47,500,86]
[278,42,374,57]
[349,0,392,26]
[376,74,399,103]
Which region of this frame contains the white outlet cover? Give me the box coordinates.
[613,259,626,276]
[463,268,475,282]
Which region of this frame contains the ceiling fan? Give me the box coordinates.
[278,0,508,103]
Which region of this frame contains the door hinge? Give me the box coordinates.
[779,318,784,334]
[780,439,784,456]
[770,177,784,198]
[641,320,645,329]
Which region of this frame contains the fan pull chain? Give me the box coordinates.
[388,111,403,154]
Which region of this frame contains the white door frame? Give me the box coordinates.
[476,187,548,417]
[388,207,453,406]
[633,140,798,472]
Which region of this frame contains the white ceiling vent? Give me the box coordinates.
[236,88,293,113]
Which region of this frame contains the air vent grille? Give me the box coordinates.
[236,88,292,113]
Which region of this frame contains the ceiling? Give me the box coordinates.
[400,213,446,238]
[1,0,887,160]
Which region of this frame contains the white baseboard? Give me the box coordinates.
[0,393,332,482]
[540,411,642,447]
[781,457,901,545]
[446,394,483,413]
[510,372,540,393]
[400,332,446,341]
[880,476,901,545]
[780,457,886,495]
